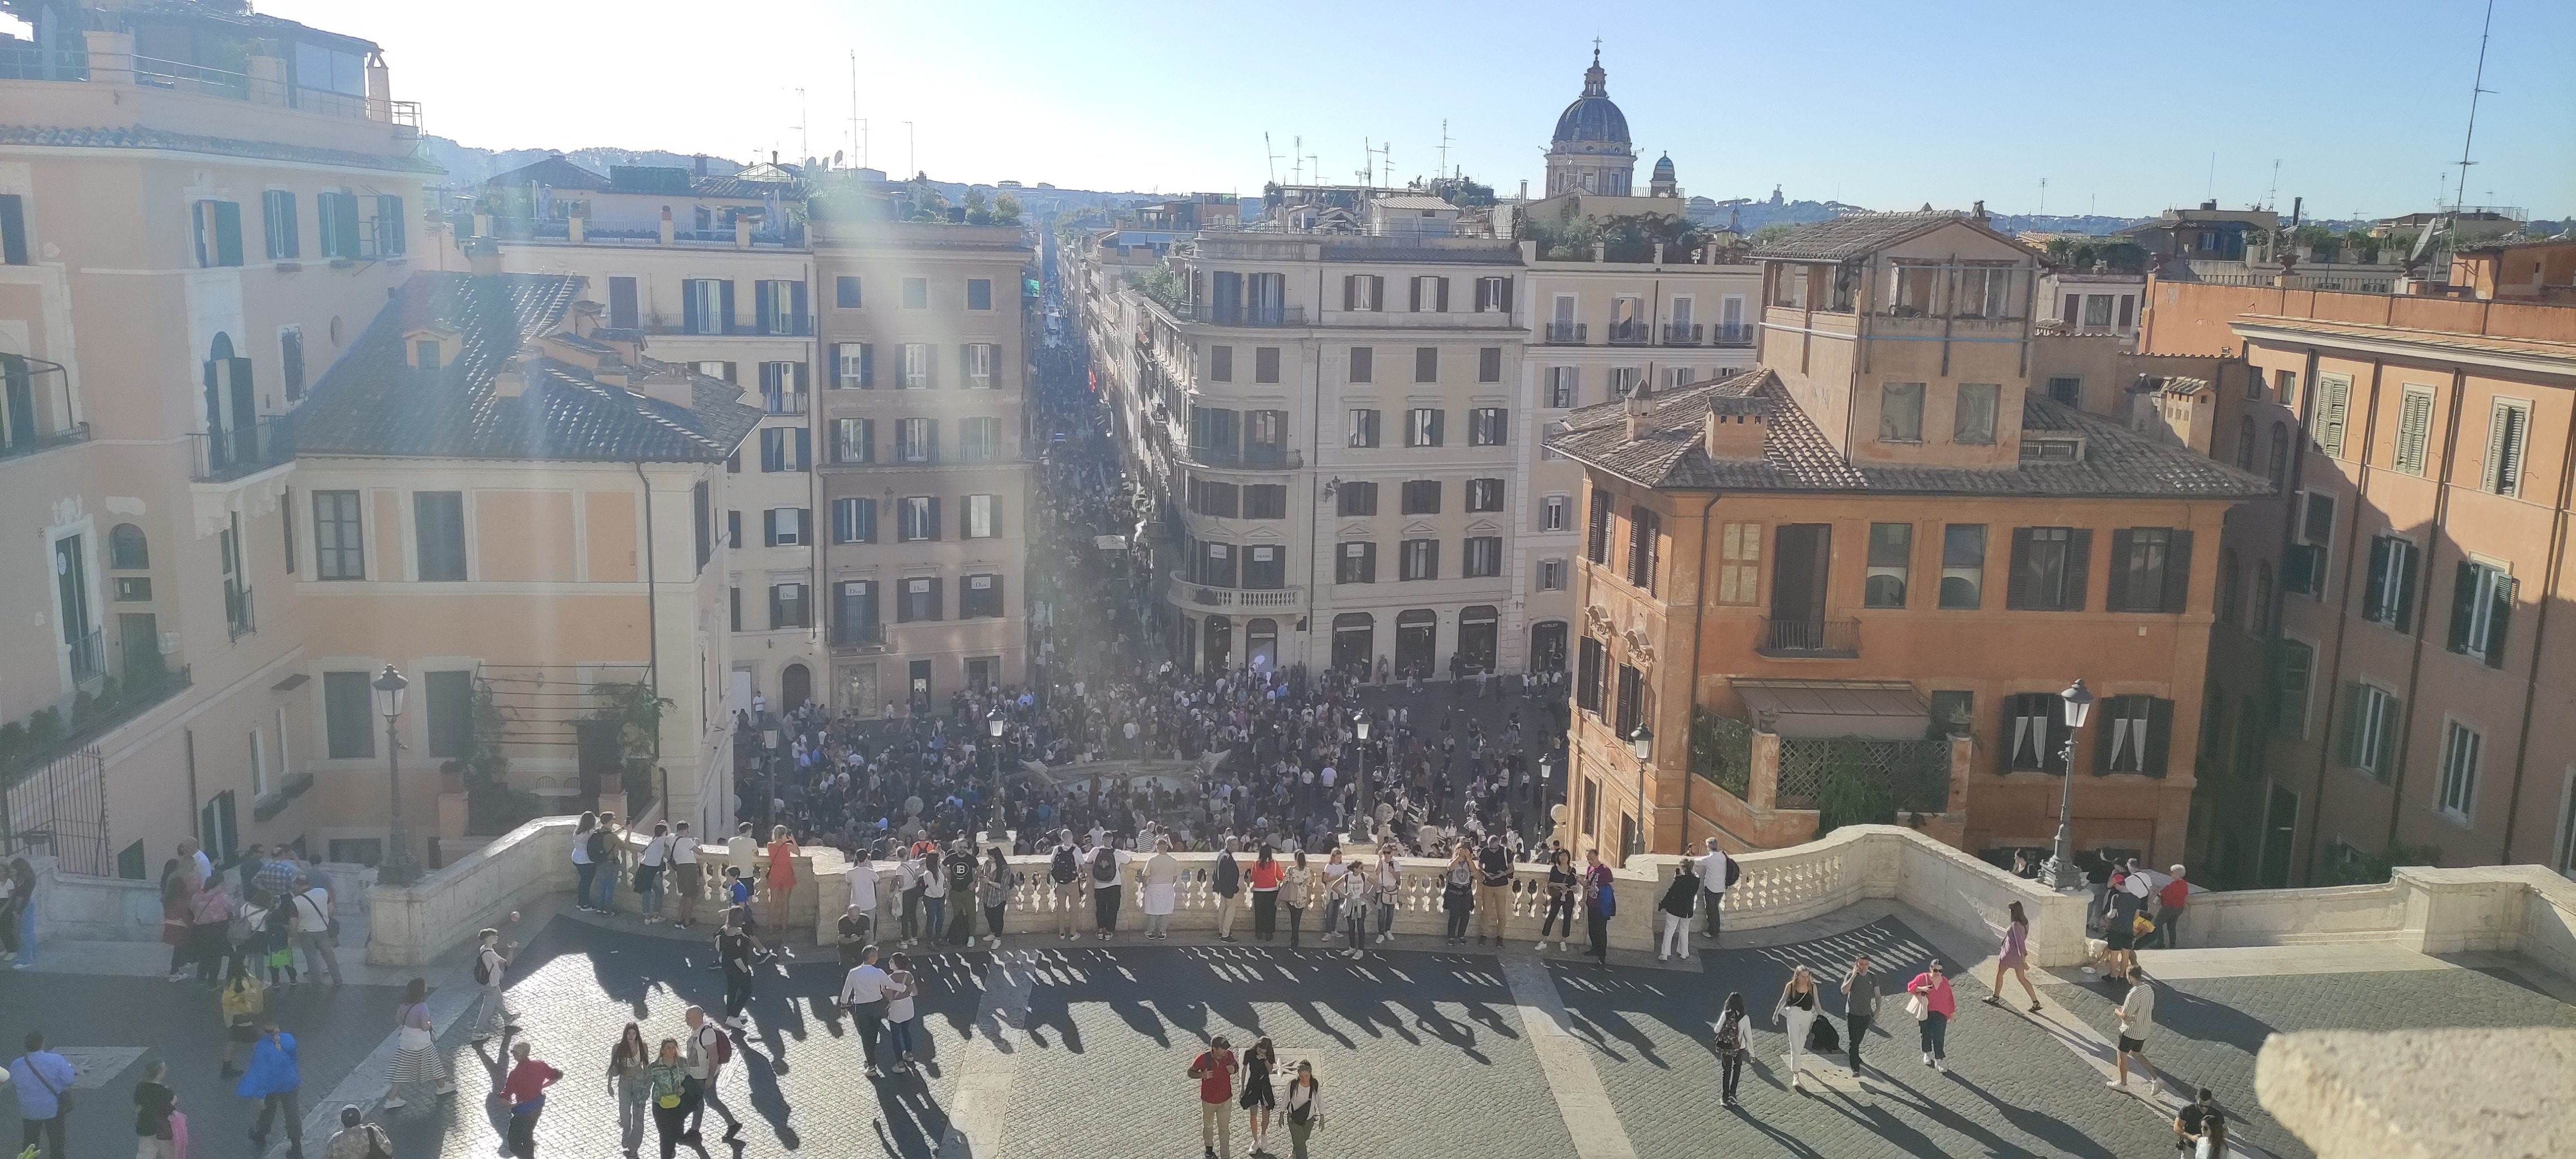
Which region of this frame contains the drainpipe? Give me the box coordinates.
[2494,374,2576,862]
[1686,488,1723,848]
[632,460,664,823]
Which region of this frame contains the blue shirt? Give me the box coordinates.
[10,1052,76,1118]
[235,1031,301,1098]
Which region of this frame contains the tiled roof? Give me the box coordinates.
[290,272,759,464]
[1749,211,1986,263]
[1547,369,2272,499]
[485,154,609,191]
[691,175,812,200]
[0,124,440,174]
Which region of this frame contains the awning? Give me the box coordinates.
[1731,679,1929,740]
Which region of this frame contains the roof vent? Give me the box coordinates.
[1623,388,1652,440]
[1703,395,1771,461]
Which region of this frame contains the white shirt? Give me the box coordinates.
[838,963,888,1005]
[1698,850,1731,894]
[194,850,214,885]
[295,887,331,929]
[478,944,506,987]
[571,830,593,865]
[671,835,699,864]
[1319,767,1335,788]
[847,862,879,911]
[687,1022,722,1078]
[641,834,673,868]
[728,835,758,875]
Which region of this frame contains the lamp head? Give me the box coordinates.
[986,709,1006,738]
[1353,713,1370,740]
[371,664,408,721]
[1628,725,1654,762]
[2060,679,2096,729]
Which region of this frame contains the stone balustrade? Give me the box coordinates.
[23,854,373,944]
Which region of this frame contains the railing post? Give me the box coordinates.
[1748,729,1780,811]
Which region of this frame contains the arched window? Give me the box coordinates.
[2234,416,2256,470]
[109,523,150,570]
[2218,550,2240,625]
[2266,423,2291,490]
[2253,561,2275,636]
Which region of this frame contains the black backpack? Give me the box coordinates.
[1724,857,1742,888]
[587,829,610,860]
[1051,847,1078,884]
[1091,848,1117,883]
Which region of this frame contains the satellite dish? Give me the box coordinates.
[834,150,845,166]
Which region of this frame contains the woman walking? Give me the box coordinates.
[883,952,920,1073]
[1238,1036,1278,1157]
[1281,852,1312,949]
[7,857,38,967]
[1248,846,1285,942]
[160,859,197,982]
[898,847,925,946]
[1905,960,1956,1073]
[1983,901,2042,1013]
[645,1039,701,1159]
[1714,992,1749,1106]
[383,977,454,1107]
[218,961,264,1078]
[1281,1062,1322,1159]
[1338,859,1373,959]
[1538,849,1575,952]
[609,1021,652,1155]
[977,848,1011,950]
[572,812,601,913]
[1775,966,1821,1092]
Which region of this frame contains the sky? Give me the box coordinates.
[254,0,2576,221]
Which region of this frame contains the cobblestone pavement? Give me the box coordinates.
[2047,962,2576,1159]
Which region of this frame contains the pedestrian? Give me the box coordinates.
[2108,964,2160,1095]
[883,952,921,1073]
[1656,863,1697,962]
[160,859,196,982]
[898,846,926,946]
[720,869,754,940]
[717,915,756,1029]
[219,960,265,1077]
[1473,836,1512,947]
[10,1030,73,1159]
[294,877,342,986]
[844,847,880,944]
[918,849,948,944]
[1212,840,1242,942]
[1439,843,1476,945]
[1839,954,1879,1083]
[1696,838,1731,943]
[240,1017,305,1159]
[1337,858,1372,959]
[943,841,978,947]
[572,812,601,913]
[669,823,702,929]
[608,1022,652,1156]
[1581,847,1614,962]
[1142,838,1180,940]
[1713,992,1749,1106]
[838,944,890,1076]
[1237,1037,1277,1157]
[645,1040,701,1159]
[1905,960,1956,1073]
[1370,853,1400,944]
[133,1058,179,1159]
[1190,1035,1239,1159]
[383,977,454,1107]
[680,1007,740,1142]
[2104,878,2143,985]
[323,1106,389,1159]
[637,824,672,924]
[1248,845,1284,942]
[1983,901,2043,1013]
[470,926,516,1045]
[1317,850,1346,942]
[1280,1062,1322,1159]
[1089,839,1129,939]
[1049,830,1085,940]
[2155,865,2191,949]
[187,876,235,983]
[1773,967,1820,1093]
[1538,848,1575,952]
[1281,851,1312,949]
[978,847,1011,949]
[762,825,798,932]
[2083,855,2112,935]
[500,1039,560,1159]
[2174,1086,2223,1156]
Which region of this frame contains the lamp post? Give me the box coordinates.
[2037,679,2096,891]
[372,664,421,886]
[1627,724,1654,861]
[985,707,1006,791]
[1352,711,1372,839]
[1537,755,1555,851]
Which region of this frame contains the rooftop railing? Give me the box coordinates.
[6,51,424,133]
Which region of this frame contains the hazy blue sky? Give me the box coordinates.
[262,0,2574,219]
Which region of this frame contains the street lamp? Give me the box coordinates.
[986,706,1007,788]
[372,664,420,886]
[1628,725,1654,860]
[1352,712,1371,838]
[2038,679,2096,891]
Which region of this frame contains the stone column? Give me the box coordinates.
[1747,730,1781,812]
[245,53,287,106]
[1945,734,1973,814]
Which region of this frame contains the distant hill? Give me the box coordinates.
[418,136,740,190]
[1685,188,2143,237]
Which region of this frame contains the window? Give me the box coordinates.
[1463,536,1502,578]
[1348,347,1372,384]
[691,482,710,571]
[1625,507,1660,592]
[1209,345,1233,383]
[963,494,1001,539]
[262,191,298,259]
[1716,521,1762,605]
[2363,536,2419,631]
[832,343,873,388]
[1953,383,1999,444]
[1609,366,1641,398]
[1538,559,1567,590]
[1341,273,1385,311]
[2253,561,2275,634]
[898,576,943,622]
[1586,491,1614,564]
[1401,480,1442,514]
[1468,408,1507,447]
[1477,347,1502,383]
[962,573,1005,617]
[1473,276,1513,313]
[2485,399,2531,496]
[2285,491,2335,598]
[1957,267,2010,317]
[832,417,874,464]
[280,326,305,402]
[193,199,243,267]
[1399,538,1439,581]
[316,191,361,259]
[2393,387,2435,476]
[2448,559,2514,667]
[1188,479,1239,516]
[1242,545,1285,589]
[2001,692,2064,773]
[1244,410,1287,462]
[831,497,877,543]
[2096,695,2173,776]
[834,580,880,645]
[727,510,741,550]
[415,340,442,371]
[1613,664,1646,739]
[1879,382,1924,442]
[2046,376,2082,406]
[1547,367,1578,408]
[898,496,939,541]
[1466,478,1504,513]
[762,507,809,546]
[835,276,862,308]
[1414,347,1438,383]
[2339,682,2401,781]
[2438,720,2482,820]
[425,670,474,760]
[900,343,935,389]
[729,586,741,632]
[2218,550,2242,625]
[2082,294,2114,327]
[696,361,737,384]
[1243,484,1286,519]
[1865,522,1911,607]
[2273,637,2314,734]
[682,278,729,334]
[759,427,810,472]
[0,194,24,265]
[323,671,375,759]
[2006,527,2088,611]
[1336,541,1376,584]
[2555,769,2576,879]
[2109,528,2192,613]
[1189,406,1240,461]
[1577,636,1605,714]
[2234,416,2257,470]
[1336,480,1378,516]
[2313,373,2353,458]
[963,343,997,389]
[1195,542,1235,587]
[1542,495,1569,532]
[1254,347,1281,384]
[967,278,993,311]
[902,277,929,309]
[770,582,810,630]
[413,492,466,581]
[895,417,936,463]
[373,195,406,257]
[1346,409,1381,448]
[1409,275,1449,312]
[1404,408,1443,448]
[1937,524,1985,609]
[2275,370,2297,408]
[314,491,363,580]
[961,416,1000,462]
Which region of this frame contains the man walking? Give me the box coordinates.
[500,1040,560,1159]
[2109,964,2161,1095]
[470,927,515,1044]
[682,1007,741,1142]
[1190,1036,1239,1159]
[10,1031,75,1159]
[838,945,890,1078]
[240,1017,305,1159]
[323,1106,390,1159]
[1696,838,1731,942]
[1839,954,1879,1084]
[717,915,757,1028]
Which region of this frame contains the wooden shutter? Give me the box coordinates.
[2392,542,2417,632]
[755,281,775,334]
[682,281,700,333]
[2106,529,2134,612]
[2004,528,2034,610]
[1428,408,1444,446]
[2144,698,2174,776]
[1473,278,1490,312]
[925,497,942,541]
[214,201,243,266]
[827,344,842,387]
[1368,276,1383,309]
[2485,575,2515,667]
[718,280,735,334]
[0,194,24,266]
[1499,277,1514,312]
[897,581,916,623]
[792,428,809,470]
[1342,275,1355,311]
[2488,401,2527,496]
[2064,529,2093,611]
[763,509,780,546]
[2365,538,2392,622]
[929,578,944,620]
[790,281,808,334]
[2161,530,2193,614]
[2316,375,2350,457]
[1408,277,1422,312]
[2447,560,2476,653]
[1435,278,1451,312]
[794,361,808,392]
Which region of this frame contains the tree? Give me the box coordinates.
[993,194,1023,226]
[1752,222,1796,245]
[963,187,992,226]
[1812,743,1895,838]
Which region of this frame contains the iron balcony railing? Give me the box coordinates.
[225,585,255,641]
[1712,323,1755,348]
[66,627,104,685]
[1202,304,1306,327]
[1757,617,1859,658]
[1543,321,1587,345]
[1663,322,1703,346]
[190,416,292,482]
[5,52,424,132]
[1606,320,1652,346]
[830,622,886,650]
[0,354,87,462]
[762,390,807,416]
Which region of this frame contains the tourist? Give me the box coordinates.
[1905,959,1955,1073]
[323,1106,390,1159]
[1697,838,1731,942]
[883,952,922,1073]
[2174,1086,2222,1156]
[762,825,798,932]
[1713,992,1749,1106]
[1440,842,1476,945]
[2084,855,2112,934]
[2156,865,2191,950]
[1538,848,1575,951]
[187,873,236,983]
[384,977,454,1107]
[681,1006,740,1141]
[726,823,759,893]
[1050,830,1086,940]
[130,1058,178,1159]
[1281,1061,1322,1159]
[670,823,702,929]
[637,823,673,923]
[608,1022,652,1155]
[240,1017,305,1159]
[1656,862,1698,962]
[1773,967,1820,1093]
[1318,849,1347,942]
[944,841,979,947]
[837,944,889,1077]
[645,1040,700,1159]
[1212,839,1242,942]
[1248,844,1285,942]
[1337,859,1372,958]
[1238,1037,1277,1157]
[2108,964,2160,1095]
[1282,850,1314,948]
[571,812,600,913]
[294,876,341,985]
[219,960,265,1077]
[1190,1035,1239,1159]
[470,926,516,1044]
[1581,847,1614,962]
[500,1039,560,1159]
[1983,901,2042,1013]
[1475,835,1512,946]
[1142,838,1181,940]
[844,847,880,944]
[717,915,757,1029]
[919,848,949,944]
[1371,853,1400,944]
[159,858,196,981]
[1088,838,1129,939]
[2104,878,2144,986]
[1840,954,1879,1082]
[4,857,36,967]
[898,845,926,946]
[978,847,1012,949]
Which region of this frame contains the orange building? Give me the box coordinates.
[1547,212,2268,867]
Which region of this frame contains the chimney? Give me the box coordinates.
[1702,395,1770,460]
[1623,388,1653,440]
[695,154,708,178]
[492,356,529,399]
[631,365,697,410]
[462,237,502,277]
[1971,199,1988,223]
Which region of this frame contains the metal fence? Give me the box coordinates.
[2,745,108,877]
[1776,735,1951,812]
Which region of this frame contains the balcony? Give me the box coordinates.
[1757,617,1859,659]
[3,50,422,135]
[0,354,88,463]
[762,390,808,416]
[1200,304,1306,328]
[66,627,104,685]
[1712,323,1755,348]
[224,585,255,641]
[1543,322,1587,345]
[1182,446,1303,471]
[1606,320,1652,346]
[830,623,886,652]
[1167,572,1304,610]
[1662,322,1703,347]
[190,416,292,483]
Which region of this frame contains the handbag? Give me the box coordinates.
[1906,992,1929,1021]
[1806,1017,1839,1053]
[20,1053,69,1114]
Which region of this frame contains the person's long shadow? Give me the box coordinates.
[2152,979,2281,1052]
[1939,1070,2123,1158]
[1721,1102,1832,1159]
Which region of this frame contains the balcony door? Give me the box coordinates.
[1769,524,1831,650]
[201,334,254,469]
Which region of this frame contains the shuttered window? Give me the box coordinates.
[1577,636,1606,714]
[2094,695,2174,776]
[2448,560,2514,667]
[2313,373,2353,458]
[1586,491,1614,564]
[2106,528,2192,613]
[2393,387,2434,475]
[1716,522,1762,605]
[2337,682,2401,781]
[2362,537,2419,631]
[2005,527,2090,611]
[2485,399,2530,496]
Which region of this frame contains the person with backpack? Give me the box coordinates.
[239,1017,306,1159]
[1657,864,1698,962]
[11,1030,76,1159]
[1086,838,1130,939]
[717,917,757,1030]
[1210,839,1243,943]
[1538,848,1576,952]
[133,1059,179,1159]
[1440,843,1476,945]
[1474,835,1513,946]
[1696,838,1734,944]
[323,1104,391,1159]
[1141,838,1181,940]
[681,1007,741,1142]
[1713,991,1749,1106]
[571,812,601,914]
[1188,1036,1239,1159]
[470,927,516,1045]
[1048,831,1086,940]
[1580,847,1615,962]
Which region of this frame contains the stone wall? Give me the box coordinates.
[30,855,373,944]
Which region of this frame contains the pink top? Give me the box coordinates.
[1999,921,2029,967]
[1907,973,1956,1018]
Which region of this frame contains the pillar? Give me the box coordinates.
[1748,730,1781,812]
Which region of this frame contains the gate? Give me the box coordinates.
[1,745,109,877]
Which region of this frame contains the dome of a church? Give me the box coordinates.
[1652,153,1675,178]
[1551,51,1631,147]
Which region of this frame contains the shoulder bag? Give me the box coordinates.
[20,1053,69,1114]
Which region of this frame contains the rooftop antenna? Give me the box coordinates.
[794,87,808,165]
[848,52,864,170]
[2264,159,2281,212]
[2037,177,2045,216]
[1291,135,1304,185]
[1264,132,1281,185]
[2205,152,2216,201]
[2454,0,2497,212]
[904,121,915,179]
[1381,141,1392,188]
[1438,120,1452,183]
[1359,138,1374,190]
